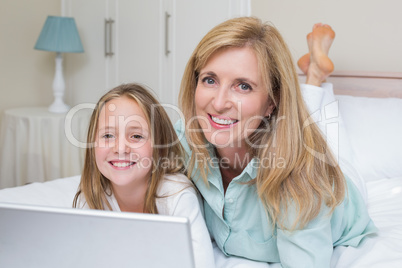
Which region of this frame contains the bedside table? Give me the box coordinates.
[0,107,91,189]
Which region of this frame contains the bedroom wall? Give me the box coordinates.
[0,0,60,125]
[1,0,401,128]
[251,0,402,73]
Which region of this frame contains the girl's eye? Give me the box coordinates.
[238,83,252,91]
[202,77,215,85]
[103,134,114,139]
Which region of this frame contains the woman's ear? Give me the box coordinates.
[264,98,276,117]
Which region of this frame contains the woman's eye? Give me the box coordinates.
[132,134,144,140]
[202,77,215,85]
[239,83,251,91]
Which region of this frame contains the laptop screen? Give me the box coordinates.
[0,202,195,268]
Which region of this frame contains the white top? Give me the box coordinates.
[78,173,215,268]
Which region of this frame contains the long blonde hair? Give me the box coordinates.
[73,83,185,214]
[179,17,345,230]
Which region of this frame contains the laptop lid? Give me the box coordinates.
[0,202,195,268]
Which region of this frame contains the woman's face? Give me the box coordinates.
[194,46,275,150]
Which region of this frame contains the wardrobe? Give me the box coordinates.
[65,0,250,120]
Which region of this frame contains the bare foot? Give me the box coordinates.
[306,23,335,86]
[297,53,310,75]
[297,32,313,74]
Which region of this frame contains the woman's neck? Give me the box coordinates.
[215,145,251,192]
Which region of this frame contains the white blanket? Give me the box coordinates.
[0,176,401,267]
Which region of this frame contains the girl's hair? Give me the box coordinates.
[73,83,185,213]
[179,17,345,230]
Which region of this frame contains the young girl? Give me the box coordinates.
[176,17,377,267]
[73,83,214,267]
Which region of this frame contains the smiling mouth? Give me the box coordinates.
[209,114,238,125]
[109,161,135,168]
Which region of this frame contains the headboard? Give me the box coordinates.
[298,71,402,98]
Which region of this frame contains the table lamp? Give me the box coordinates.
[34,16,84,113]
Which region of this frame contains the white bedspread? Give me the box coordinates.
[331,177,402,268]
[0,176,401,267]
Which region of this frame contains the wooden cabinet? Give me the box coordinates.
[65,0,250,119]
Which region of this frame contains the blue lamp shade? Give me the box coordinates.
[34,16,84,53]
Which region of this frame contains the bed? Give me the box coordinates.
[0,71,401,267]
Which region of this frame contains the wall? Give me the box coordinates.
[0,0,60,124]
[1,0,400,123]
[251,0,402,73]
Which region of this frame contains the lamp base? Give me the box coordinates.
[48,99,70,113]
[48,52,69,114]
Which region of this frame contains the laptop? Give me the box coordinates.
[0,202,195,268]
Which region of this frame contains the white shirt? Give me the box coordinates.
[79,173,215,268]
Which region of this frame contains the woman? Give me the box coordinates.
[176,17,376,267]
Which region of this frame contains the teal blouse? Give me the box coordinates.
[175,120,377,267]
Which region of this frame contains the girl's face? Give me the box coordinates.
[95,96,152,190]
[194,46,275,150]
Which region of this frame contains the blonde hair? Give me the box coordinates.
[179,17,345,230]
[73,83,185,214]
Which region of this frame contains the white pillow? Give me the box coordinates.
[336,95,402,182]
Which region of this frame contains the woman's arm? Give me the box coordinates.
[276,206,333,268]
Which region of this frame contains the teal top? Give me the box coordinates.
[175,120,377,267]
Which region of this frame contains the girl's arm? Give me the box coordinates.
[158,174,215,268]
[172,189,215,268]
